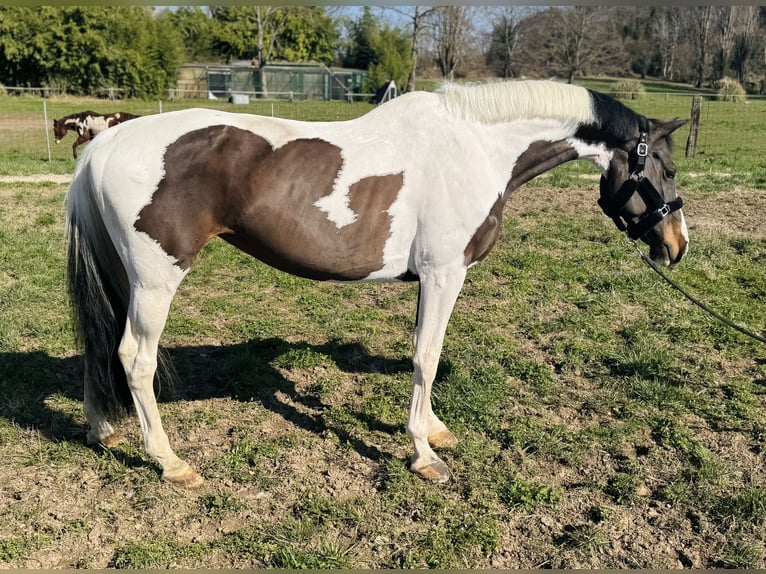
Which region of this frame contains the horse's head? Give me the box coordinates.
[52,118,67,142]
[599,118,688,267]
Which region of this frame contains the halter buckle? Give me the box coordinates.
[636,142,648,157]
[656,203,671,218]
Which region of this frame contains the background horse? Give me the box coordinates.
[66,80,688,487]
[53,110,139,158]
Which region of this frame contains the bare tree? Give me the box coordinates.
[486,6,525,78]
[688,6,714,88]
[552,6,601,83]
[730,6,761,85]
[388,6,436,92]
[651,6,682,80]
[431,6,474,81]
[711,6,736,82]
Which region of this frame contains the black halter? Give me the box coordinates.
[598,119,684,241]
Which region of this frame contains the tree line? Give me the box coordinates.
[481,6,765,91]
[1,5,764,98]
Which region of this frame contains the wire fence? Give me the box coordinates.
[0,92,764,170]
[0,97,378,167]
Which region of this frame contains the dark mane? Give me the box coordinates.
[575,90,643,148]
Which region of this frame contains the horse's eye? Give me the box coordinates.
[665,169,676,179]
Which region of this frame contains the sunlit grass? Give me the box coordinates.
[0,84,764,567]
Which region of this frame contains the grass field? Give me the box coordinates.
[0,81,764,568]
[2,78,765,189]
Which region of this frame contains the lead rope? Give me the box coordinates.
[629,239,766,345]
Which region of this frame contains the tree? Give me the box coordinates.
[279,7,338,65]
[518,7,602,83]
[366,26,412,94]
[342,6,379,70]
[342,8,412,93]
[486,6,524,78]
[616,7,655,78]
[210,6,278,63]
[688,6,714,88]
[209,6,339,96]
[729,7,760,86]
[432,5,474,80]
[0,7,48,88]
[0,6,182,97]
[711,6,736,82]
[163,6,218,62]
[146,12,185,96]
[650,6,682,80]
[555,6,600,83]
[386,6,436,92]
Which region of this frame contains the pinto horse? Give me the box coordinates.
[66,80,688,487]
[53,110,139,158]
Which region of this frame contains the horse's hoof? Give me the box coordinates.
[163,467,204,489]
[87,431,125,448]
[411,459,451,483]
[428,430,459,449]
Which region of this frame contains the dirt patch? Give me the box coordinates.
[0,174,72,185]
[682,186,766,239]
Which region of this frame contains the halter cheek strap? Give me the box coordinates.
[598,123,684,241]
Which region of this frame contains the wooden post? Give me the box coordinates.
[685,95,702,158]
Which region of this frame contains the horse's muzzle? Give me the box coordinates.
[650,212,688,267]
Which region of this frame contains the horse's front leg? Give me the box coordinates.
[407,268,465,483]
[72,132,90,159]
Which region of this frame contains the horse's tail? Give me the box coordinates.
[66,160,133,418]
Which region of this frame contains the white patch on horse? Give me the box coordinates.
[87,115,110,134]
[678,210,689,244]
[313,161,359,229]
[568,138,613,173]
[311,138,409,232]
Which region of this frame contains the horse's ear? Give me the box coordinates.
[653,118,688,138]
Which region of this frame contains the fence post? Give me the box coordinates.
[43,100,52,163]
[685,95,702,158]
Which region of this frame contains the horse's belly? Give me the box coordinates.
[219,229,409,282]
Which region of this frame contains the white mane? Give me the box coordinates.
[438,80,596,126]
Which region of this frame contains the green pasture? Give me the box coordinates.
[0,95,376,175]
[0,80,764,568]
[1,79,765,189]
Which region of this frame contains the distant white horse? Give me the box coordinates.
[66,80,688,487]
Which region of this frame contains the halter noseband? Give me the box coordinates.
[598,119,684,241]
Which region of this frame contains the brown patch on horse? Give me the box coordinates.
[463,140,578,266]
[463,197,504,266]
[135,125,404,281]
[656,214,688,265]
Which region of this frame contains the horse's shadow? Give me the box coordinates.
[0,338,413,465]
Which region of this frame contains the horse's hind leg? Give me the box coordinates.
[118,283,203,488]
[83,388,123,448]
[407,267,465,483]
